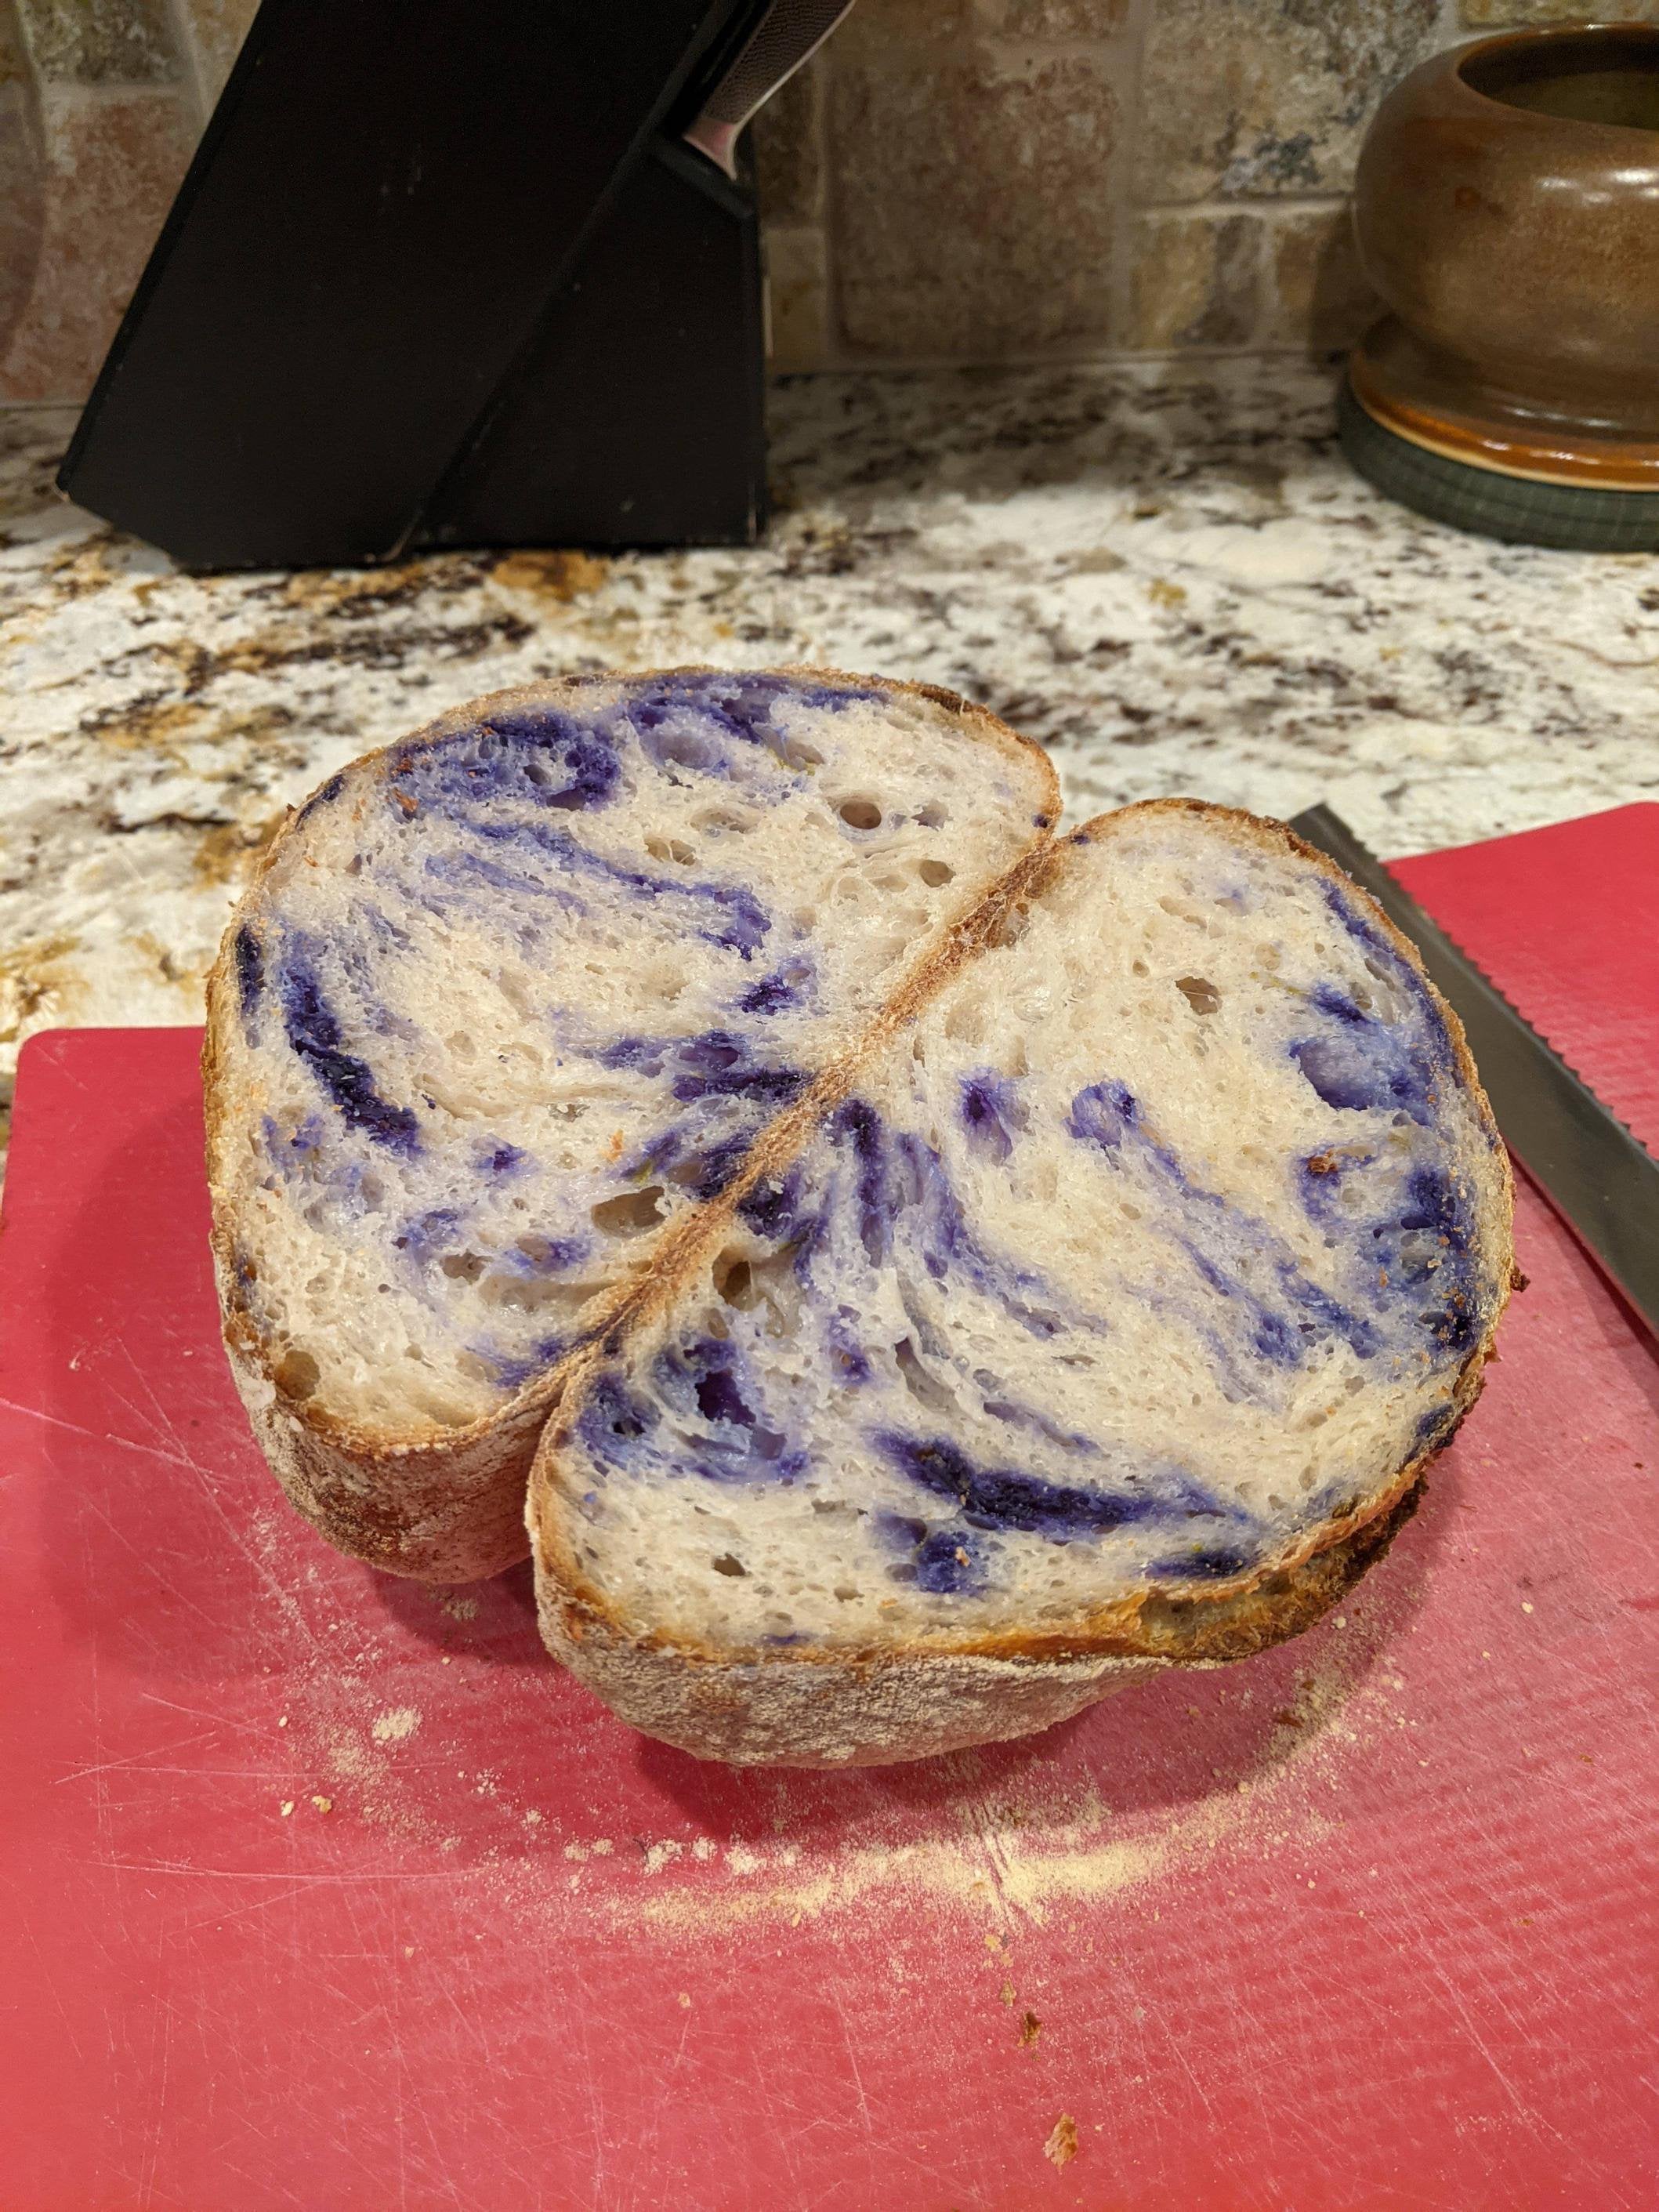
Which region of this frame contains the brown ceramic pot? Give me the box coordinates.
[1350,24,1659,488]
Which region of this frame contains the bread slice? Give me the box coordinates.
[204,670,1059,1579]
[528,804,1514,1764]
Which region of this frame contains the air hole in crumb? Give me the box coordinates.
[591,1186,667,1237]
[440,1250,487,1282]
[714,1254,755,1309]
[916,801,947,827]
[482,1272,596,1319]
[712,1554,746,1577]
[895,1337,954,1413]
[837,797,883,831]
[918,858,954,887]
[644,835,697,866]
[1177,976,1221,1014]
[512,1235,560,1267]
[276,1348,320,1399]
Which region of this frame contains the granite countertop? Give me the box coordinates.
[2,357,1655,1167]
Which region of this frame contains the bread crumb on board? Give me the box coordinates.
[371,1706,422,1744]
[1043,2114,1079,2170]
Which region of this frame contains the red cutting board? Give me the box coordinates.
[2,808,1657,2212]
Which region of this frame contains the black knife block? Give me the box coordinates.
[58,0,771,571]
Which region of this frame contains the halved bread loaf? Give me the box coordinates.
[207,673,1512,1764]
[528,805,1512,1764]
[204,669,1059,1578]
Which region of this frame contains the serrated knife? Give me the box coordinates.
[683,0,859,177]
[1290,803,1659,1338]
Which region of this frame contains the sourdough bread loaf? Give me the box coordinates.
[207,673,1512,1762]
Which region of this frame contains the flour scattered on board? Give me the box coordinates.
[265,1543,1410,1949]
[539,1620,1394,1942]
[601,1797,1180,1939]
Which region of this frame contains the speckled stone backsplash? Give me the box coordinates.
[2,0,1653,397]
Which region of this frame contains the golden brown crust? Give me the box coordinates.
[203,669,1060,1579]
[535,1478,1429,1767]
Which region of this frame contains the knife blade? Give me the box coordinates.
[684,0,858,177]
[1289,803,1659,1337]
